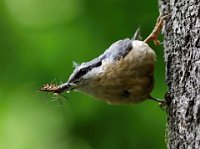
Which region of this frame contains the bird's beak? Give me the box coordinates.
[40,82,76,94]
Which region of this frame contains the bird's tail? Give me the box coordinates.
[132,28,142,40]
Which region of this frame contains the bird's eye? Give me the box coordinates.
[80,68,87,73]
[69,60,102,84]
[77,68,88,77]
[69,68,88,83]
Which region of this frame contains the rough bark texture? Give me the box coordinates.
[159,0,200,148]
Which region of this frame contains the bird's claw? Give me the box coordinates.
[144,14,170,45]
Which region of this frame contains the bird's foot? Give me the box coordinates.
[144,14,169,45]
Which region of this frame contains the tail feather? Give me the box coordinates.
[132,28,142,40]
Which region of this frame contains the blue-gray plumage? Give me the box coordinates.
[53,29,156,104]
[40,15,169,104]
[67,28,142,85]
[68,38,133,84]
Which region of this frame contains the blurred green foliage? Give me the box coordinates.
[0,0,167,148]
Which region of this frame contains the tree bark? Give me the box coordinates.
[159,0,200,148]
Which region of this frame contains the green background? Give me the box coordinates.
[0,0,167,149]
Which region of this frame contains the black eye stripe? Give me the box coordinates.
[69,61,102,83]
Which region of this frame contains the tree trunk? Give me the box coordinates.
[159,0,200,148]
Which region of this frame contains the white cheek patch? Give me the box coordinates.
[83,66,104,79]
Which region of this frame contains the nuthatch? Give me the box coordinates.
[40,15,168,104]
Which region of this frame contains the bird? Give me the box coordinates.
[40,15,168,105]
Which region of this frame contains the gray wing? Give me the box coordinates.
[68,38,133,83]
[100,38,132,61]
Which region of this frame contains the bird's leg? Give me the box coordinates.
[144,14,169,45]
[149,96,167,110]
[149,96,165,104]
